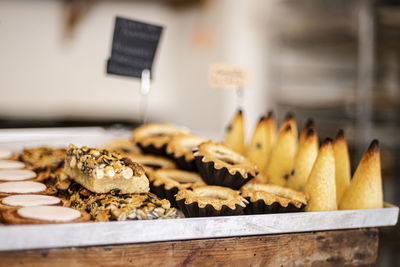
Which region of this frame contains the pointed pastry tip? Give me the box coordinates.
[368,139,380,153]
[306,128,315,137]
[285,112,294,120]
[336,129,344,140]
[305,118,314,129]
[258,115,266,123]
[284,125,292,132]
[322,137,333,146]
[267,110,274,118]
[237,109,243,116]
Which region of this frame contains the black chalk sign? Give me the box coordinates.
[107,17,163,79]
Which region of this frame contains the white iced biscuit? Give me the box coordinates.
[0,160,25,170]
[17,206,81,222]
[0,181,46,193]
[0,148,13,159]
[2,194,60,207]
[0,169,37,181]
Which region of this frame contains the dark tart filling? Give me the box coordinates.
[194,141,258,190]
[176,186,248,217]
[240,183,309,214]
[149,169,205,207]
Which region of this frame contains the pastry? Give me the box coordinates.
[19,147,66,171]
[101,138,141,154]
[246,112,277,173]
[0,160,25,169]
[0,148,14,160]
[0,181,56,198]
[194,141,258,190]
[165,134,208,171]
[149,169,205,207]
[2,206,89,224]
[67,185,180,221]
[64,144,149,194]
[265,115,298,186]
[240,183,308,214]
[223,109,245,155]
[333,130,351,205]
[123,153,176,173]
[176,185,248,217]
[339,140,383,210]
[286,123,318,191]
[304,138,337,212]
[131,123,188,156]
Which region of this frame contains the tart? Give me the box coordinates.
[149,169,205,207]
[101,138,141,154]
[64,144,149,194]
[194,141,258,190]
[240,183,308,214]
[166,134,208,171]
[2,206,89,224]
[176,186,248,217]
[123,153,176,174]
[131,123,188,156]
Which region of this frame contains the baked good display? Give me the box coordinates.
[131,123,188,156]
[240,183,308,214]
[0,181,56,198]
[101,138,142,154]
[64,144,149,194]
[2,206,89,224]
[149,169,205,207]
[224,109,245,155]
[194,141,258,190]
[19,147,66,171]
[176,186,248,217]
[165,134,208,171]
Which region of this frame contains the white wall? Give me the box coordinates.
[0,0,274,141]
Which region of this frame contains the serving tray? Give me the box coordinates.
[0,127,398,251]
[0,204,397,251]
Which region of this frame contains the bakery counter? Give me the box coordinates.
[0,228,379,266]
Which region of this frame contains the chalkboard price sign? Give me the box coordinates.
[107,17,163,79]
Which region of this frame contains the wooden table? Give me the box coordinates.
[0,228,378,266]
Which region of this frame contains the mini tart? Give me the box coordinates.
[1,206,90,225]
[240,183,309,214]
[194,141,258,190]
[131,123,189,156]
[101,138,141,154]
[123,153,176,174]
[166,134,208,171]
[19,147,66,171]
[176,186,248,217]
[149,169,205,207]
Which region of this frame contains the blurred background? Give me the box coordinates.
[0,0,399,265]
